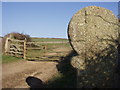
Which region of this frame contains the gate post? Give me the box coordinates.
[4,38,10,55]
[24,38,27,60]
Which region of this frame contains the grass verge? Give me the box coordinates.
[46,51,77,88]
[31,38,68,42]
[2,54,23,64]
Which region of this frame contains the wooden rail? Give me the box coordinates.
[8,38,24,42]
[10,44,24,47]
[4,37,68,60]
[27,41,69,44]
[26,48,41,50]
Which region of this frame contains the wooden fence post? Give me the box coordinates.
[4,38,10,54]
[24,38,27,60]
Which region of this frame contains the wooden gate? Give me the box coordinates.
[4,38,26,59]
[25,42,47,60]
[4,38,48,60]
[4,37,68,61]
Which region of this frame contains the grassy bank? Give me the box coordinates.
[46,51,77,88]
[2,54,23,64]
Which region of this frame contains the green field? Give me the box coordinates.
[31,37,68,42]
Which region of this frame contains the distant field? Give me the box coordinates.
[31,37,68,42]
[2,37,72,63]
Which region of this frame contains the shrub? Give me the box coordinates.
[3,32,31,41]
[11,32,31,41]
[2,32,31,53]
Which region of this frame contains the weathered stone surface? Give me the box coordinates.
[68,6,119,88]
[68,6,118,56]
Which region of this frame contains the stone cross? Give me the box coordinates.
[68,6,119,88]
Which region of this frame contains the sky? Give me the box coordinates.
[1,0,120,2]
[0,2,1,37]
[2,2,119,38]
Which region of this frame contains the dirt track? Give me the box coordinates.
[2,60,58,88]
[2,46,72,88]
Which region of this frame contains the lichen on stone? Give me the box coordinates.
[68,6,119,88]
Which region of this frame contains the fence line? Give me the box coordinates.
[26,48,41,50]
[27,41,69,44]
[4,38,68,60]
